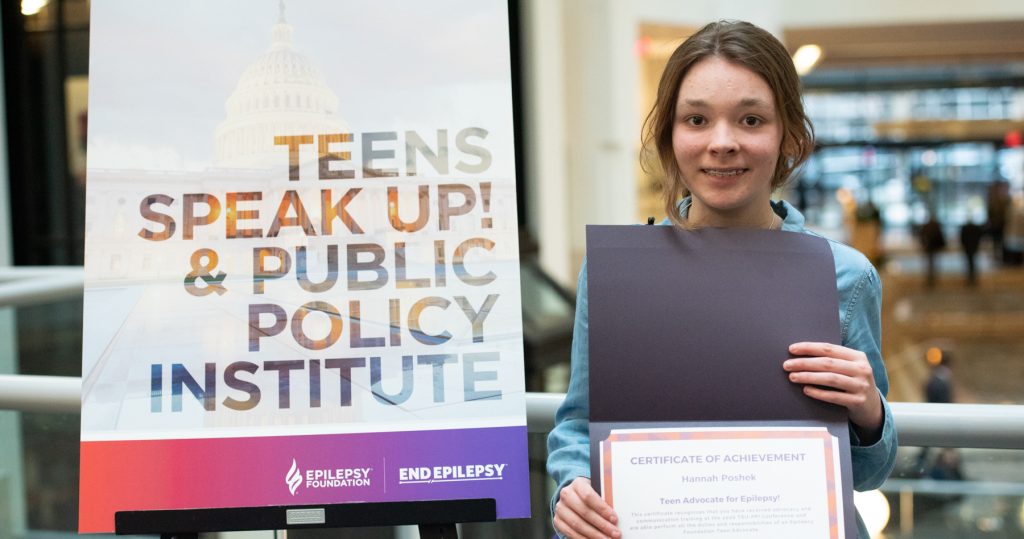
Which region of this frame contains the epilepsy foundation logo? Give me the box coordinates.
[398,463,507,484]
[286,459,303,495]
[285,458,373,495]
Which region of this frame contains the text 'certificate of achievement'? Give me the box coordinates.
[600,427,843,538]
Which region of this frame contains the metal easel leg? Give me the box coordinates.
[418,523,458,539]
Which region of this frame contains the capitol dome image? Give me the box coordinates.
[214,2,347,168]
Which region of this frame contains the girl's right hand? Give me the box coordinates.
[553,477,621,539]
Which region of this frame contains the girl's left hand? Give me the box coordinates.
[784,342,884,441]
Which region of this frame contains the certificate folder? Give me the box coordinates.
[586,224,855,537]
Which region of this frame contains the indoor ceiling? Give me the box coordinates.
[784,20,1024,89]
[639,20,1024,90]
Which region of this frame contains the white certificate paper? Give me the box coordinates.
[600,426,844,539]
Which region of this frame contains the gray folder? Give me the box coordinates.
[586,224,855,537]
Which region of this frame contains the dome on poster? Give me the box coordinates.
[214,1,347,168]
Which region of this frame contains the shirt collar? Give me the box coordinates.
[669,196,806,231]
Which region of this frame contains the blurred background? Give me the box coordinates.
[2,0,1023,537]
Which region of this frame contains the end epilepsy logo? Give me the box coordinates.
[286,459,303,495]
[398,463,507,484]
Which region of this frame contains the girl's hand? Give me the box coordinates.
[553,477,621,539]
[784,342,884,442]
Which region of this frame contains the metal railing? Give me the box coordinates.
[0,266,83,306]
[0,375,81,413]
[2,374,1023,450]
[3,266,1024,449]
[4,267,1023,538]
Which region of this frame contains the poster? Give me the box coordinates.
[80,0,528,532]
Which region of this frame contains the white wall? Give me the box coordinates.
[521,0,572,284]
[563,0,638,275]
[635,0,783,35]
[522,0,639,285]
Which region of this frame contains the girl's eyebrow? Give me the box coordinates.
[678,97,772,108]
[738,97,772,108]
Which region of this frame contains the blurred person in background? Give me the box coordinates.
[960,220,984,287]
[986,180,1010,262]
[919,212,946,289]
[925,351,954,405]
[928,448,964,482]
[915,350,960,483]
[1003,191,1024,266]
[923,353,965,509]
[853,199,884,268]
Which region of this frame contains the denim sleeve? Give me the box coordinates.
[546,260,592,519]
[842,265,898,490]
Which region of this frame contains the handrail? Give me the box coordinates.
[2,375,1023,450]
[0,375,81,413]
[0,266,83,306]
[882,478,1024,496]
[528,396,1024,450]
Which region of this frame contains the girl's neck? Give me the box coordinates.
[686,200,778,229]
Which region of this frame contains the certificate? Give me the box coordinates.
[585,226,858,536]
[600,426,844,539]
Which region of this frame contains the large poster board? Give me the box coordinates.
[79,0,528,532]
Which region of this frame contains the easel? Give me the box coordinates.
[115,498,495,538]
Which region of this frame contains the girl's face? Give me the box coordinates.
[671,56,783,226]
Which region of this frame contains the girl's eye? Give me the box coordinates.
[743,116,761,127]
[686,116,706,126]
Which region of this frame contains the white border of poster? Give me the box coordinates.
[80,0,528,532]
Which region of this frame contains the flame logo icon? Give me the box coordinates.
[286,459,302,495]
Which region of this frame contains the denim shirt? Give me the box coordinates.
[546,199,898,538]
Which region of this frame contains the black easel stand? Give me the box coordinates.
[417,522,458,539]
[115,498,495,538]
